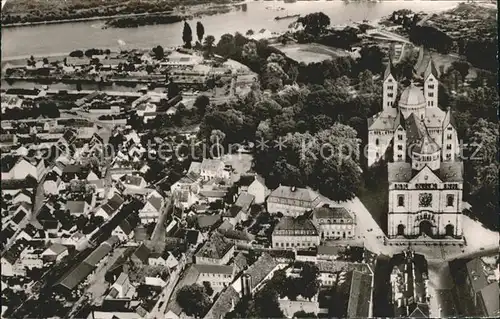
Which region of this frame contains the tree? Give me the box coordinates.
[176,284,211,318]
[182,21,193,48]
[167,80,180,99]
[451,60,470,82]
[203,35,216,53]
[69,50,84,58]
[42,58,49,65]
[299,262,320,300]
[196,21,205,43]
[298,12,331,35]
[202,281,213,296]
[210,129,226,158]
[153,45,164,59]
[194,95,210,115]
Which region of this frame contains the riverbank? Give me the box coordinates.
[1,0,246,28]
[2,1,466,60]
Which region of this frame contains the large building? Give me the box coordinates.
[272,216,320,249]
[368,53,463,239]
[267,185,321,217]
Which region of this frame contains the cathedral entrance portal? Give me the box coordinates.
[397,224,405,236]
[419,220,433,236]
[445,224,454,236]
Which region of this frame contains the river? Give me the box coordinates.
[2,0,462,60]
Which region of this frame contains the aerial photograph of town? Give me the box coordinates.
[0,0,498,318]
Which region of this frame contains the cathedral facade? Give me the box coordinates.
[367,54,463,239]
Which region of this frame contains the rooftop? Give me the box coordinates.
[269,185,319,203]
[195,232,234,260]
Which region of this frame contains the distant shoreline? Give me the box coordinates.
[1,1,248,28]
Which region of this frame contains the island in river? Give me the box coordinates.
[1,0,244,27]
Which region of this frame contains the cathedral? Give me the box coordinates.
[367,51,463,240]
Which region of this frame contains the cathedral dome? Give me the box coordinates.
[399,83,426,108]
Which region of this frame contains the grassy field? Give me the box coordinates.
[273,43,352,64]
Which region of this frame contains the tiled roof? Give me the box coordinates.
[235,193,255,212]
[195,232,233,260]
[132,243,151,264]
[147,196,163,211]
[387,162,412,183]
[438,162,463,182]
[269,185,319,202]
[108,194,125,210]
[47,243,68,255]
[56,262,95,290]
[478,282,500,317]
[84,243,112,266]
[204,286,240,319]
[66,200,86,214]
[273,216,318,235]
[121,175,144,187]
[346,270,373,318]
[220,229,254,242]
[224,205,243,218]
[197,213,222,229]
[405,113,427,143]
[368,108,398,131]
[466,258,489,293]
[313,206,352,220]
[244,253,279,291]
[423,107,446,128]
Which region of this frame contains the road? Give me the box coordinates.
[65,247,127,318]
[148,254,188,318]
[343,196,499,318]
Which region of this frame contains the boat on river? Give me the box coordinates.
[274,14,300,21]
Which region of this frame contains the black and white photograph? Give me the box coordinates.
[1,0,498,318]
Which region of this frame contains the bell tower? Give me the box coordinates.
[383,60,398,111]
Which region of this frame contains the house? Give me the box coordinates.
[6,202,32,229]
[95,194,125,220]
[120,174,147,191]
[200,159,228,181]
[18,245,45,269]
[312,205,356,240]
[12,189,33,205]
[465,258,500,317]
[267,185,321,217]
[139,191,165,223]
[130,243,151,266]
[66,200,92,216]
[195,232,235,265]
[145,276,169,288]
[219,229,255,246]
[170,173,200,193]
[112,219,135,242]
[272,216,320,249]
[223,205,246,226]
[199,188,227,203]
[237,175,268,204]
[36,204,60,232]
[107,272,135,300]
[338,270,374,318]
[197,213,223,231]
[41,243,69,262]
[1,156,45,181]
[43,171,61,195]
[1,251,25,277]
[193,264,235,290]
[136,102,157,117]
